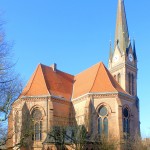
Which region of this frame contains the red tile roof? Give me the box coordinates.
[20,62,128,100]
[21,64,50,97]
[20,64,74,100]
[73,62,127,98]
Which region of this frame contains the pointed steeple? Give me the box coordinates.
[115,0,130,53]
[133,39,137,60]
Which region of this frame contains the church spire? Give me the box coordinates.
[115,0,130,53]
[133,39,137,60]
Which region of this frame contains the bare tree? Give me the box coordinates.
[43,125,89,150]
[0,15,22,148]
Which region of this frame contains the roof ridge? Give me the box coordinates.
[75,61,102,77]
[103,62,118,91]
[57,69,74,77]
[23,64,41,96]
[40,65,51,95]
[103,65,118,92]
[89,62,102,92]
[104,65,127,93]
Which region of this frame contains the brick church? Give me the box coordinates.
[7,0,140,149]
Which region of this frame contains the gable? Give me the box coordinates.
[20,62,128,100]
[72,62,128,99]
[20,64,74,100]
[21,64,50,97]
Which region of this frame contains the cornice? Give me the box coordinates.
[72,92,118,104]
[72,92,135,104]
[118,92,135,102]
[110,63,125,72]
[21,95,51,99]
[21,96,50,102]
[109,62,137,73]
[51,95,67,101]
[18,95,71,104]
[13,92,135,107]
[51,97,71,105]
[72,95,90,104]
[126,63,138,72]
[12,97,50,108]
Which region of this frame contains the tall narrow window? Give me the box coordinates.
[123,107,130,138]
[98,117,102,135]
[35,122,40,140]
[32,109,42,141]
[98,106,108,137]
[103,117,108,137]
[132,74,134,96]
[128,73,131,94]
[118,73,121,84]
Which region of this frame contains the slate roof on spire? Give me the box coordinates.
[133,39,137,60]
[115,0,130,52]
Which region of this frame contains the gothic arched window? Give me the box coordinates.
[118,73,121,84]
[128,73,131,94]
[132,74,134,96]
[123,107,130,138]
[98,106,108,137]
[103,117,108,136]
[32,109,42,141]
[98,117,102,135]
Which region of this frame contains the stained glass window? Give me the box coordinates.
[123,107,130,138]
[132,74,134,96]
[35,122,40,140]
[32,109,42,121]
[32,109,42,141]
[123,108,129,118]
[104,117,108,137]
[128,73,131,94]
[99,106,108,116]
[98,106,108,137]
[98,117,102,134]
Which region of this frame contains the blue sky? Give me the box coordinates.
[1,0,150,137]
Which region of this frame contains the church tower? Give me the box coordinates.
[108,0,137,97]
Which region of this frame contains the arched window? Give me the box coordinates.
[128,73,131,94]
[132,74,134,96]
[98,117,102,135]
[103,117,108,136]
[123,107,130,138]
[32,109,42,141]
[117,73,121,84]
[98,106,108,137]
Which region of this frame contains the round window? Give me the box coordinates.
[32,109,42,121]
[99,106,108,116]
[123,108,129,118]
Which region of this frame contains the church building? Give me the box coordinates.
[7,0,140,149]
